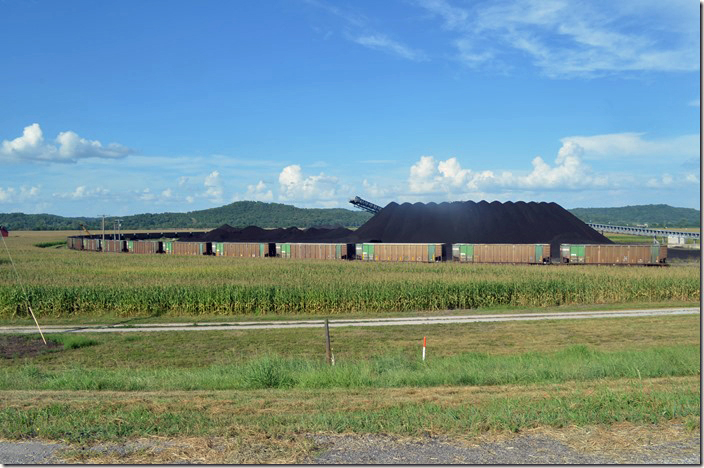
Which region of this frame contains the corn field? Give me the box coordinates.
[0,232,699,319]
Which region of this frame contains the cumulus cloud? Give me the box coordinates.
[1,123,133,163]
[0,185,40,203]
[245,180,274,202]
[203,170,224,203]
[408,140,609,195]
[278,165,341,202]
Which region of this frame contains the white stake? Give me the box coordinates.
[422,336,426,361]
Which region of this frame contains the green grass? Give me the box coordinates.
[48,335,99,350]
[0,377,698,443]
[1,344,698,392]
[4,314,699,369]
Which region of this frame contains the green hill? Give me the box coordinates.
[2,202,698,231]
[0,201,373,231]
[569,204,700,228]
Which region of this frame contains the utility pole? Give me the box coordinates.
[100,215,107,252]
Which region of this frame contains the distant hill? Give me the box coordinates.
[0,201,373,231]
[2,202,698,231]
[569,204,700,228]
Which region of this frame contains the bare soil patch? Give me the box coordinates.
[0,335,61,359]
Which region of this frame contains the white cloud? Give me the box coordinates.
[353,34,427,61]
[362,178,396,198]
[560,133,698,160]
[688,99,700,107]
[139,188,156,202]
[408,140,611,195]
[278,165,342,202]
[245,180,274,202]
[0,185,40,203]
[1,123,133,163]
[203,170,224,203]
[161,188,173,198]
[53,186,109,200]
[646,172,698,188]
[417,0,698,76]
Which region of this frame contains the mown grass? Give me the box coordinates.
[1,344,698,392]
[4,314,699,368]
[0,232,699,319]
[0,315,700,369]
[0,377,698,443]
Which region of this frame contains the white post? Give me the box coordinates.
[422,336,426,361]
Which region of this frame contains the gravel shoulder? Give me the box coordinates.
[305,431,701,465]
[2,424,699,464]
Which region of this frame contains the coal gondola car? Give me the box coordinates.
[560,244,667,265]
[66,236,83,250]
[82,238,102,252]
[452,243,550,264]
[172,241,211,256]
[276,243,355,260]
[356,243,444,262]
[214,242,275,258]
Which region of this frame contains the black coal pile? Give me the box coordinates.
[349,201,612,246]
[185,201,612,248]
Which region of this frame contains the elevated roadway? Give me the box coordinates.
[588,223,700,240]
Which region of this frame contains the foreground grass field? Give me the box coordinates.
[0,231,700,462]
[0,231,699,320]
[0,315,700,456]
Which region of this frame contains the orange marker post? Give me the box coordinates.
[422,336,426,361]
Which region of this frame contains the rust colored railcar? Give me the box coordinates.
[276,243,353,260]
[102,239,125,253]
[560,244,667,265]
[82,238,101,251]
[66,237,83,250]
[172,241,209,256]
[130,240,161,254]
[355,243,443,262]
[452,244,550,264]
[213,242,274,258]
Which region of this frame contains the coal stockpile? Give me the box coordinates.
[185,201,612,249]
[348,201,612,246]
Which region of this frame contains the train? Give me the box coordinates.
[66,236,668,265]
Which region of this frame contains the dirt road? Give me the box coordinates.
[0,307,698,334]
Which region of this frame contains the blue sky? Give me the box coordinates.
[0,0,699,217]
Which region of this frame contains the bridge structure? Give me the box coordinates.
[588,223,700,240]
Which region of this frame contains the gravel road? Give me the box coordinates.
[0,307,698,334]
[305,432,702,464]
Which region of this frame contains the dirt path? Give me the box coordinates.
[0,307,698,334]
